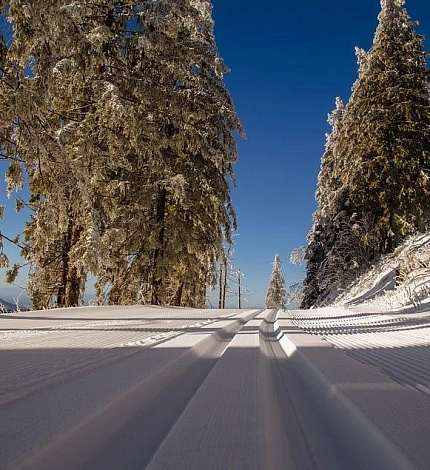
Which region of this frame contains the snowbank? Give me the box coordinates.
[336,232,430,311]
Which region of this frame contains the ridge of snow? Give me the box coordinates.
[336,232,430,311]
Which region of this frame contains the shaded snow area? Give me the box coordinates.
[0,305,237,406]
[336,232,430,311]
[292,306,430,397]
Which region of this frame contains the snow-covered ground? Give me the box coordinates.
[282,233,430,468]
[2,304,430,469]
[292,306,430,398]
[0,306,262,469]
[3,236,430,469]
[0,305,240,406]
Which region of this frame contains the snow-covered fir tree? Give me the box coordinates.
[1,0,242,308]
[2,0,135,308]
[95,0,243,307]
[302,98,346,307]
[266,254,287,310]
[302,0,430,308]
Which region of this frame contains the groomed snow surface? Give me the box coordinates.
[1,305,430,469]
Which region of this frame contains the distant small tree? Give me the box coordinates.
[266,254,287,310]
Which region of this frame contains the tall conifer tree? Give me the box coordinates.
[1,0,242,308]
[303,0,430,308]
[95,0,243,307]
[3,0,134,308]
[302,98,346,307]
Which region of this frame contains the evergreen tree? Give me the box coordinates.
[266,254,287,310]
[339,0,430,252]
[3,0,135,308]
[95,0,243,307]
[303,0,430,308]
[1,0,242,308]
[302,98,345,308]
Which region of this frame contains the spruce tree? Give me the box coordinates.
[3,0,133,308]
[303,0,430,308]
[339,0,430,252]
[2,0,242,309]
[146,0,243,307]
[3,1,159,307]
[95,0,243,307]
[302,98,345,308]
[266,254,287,310]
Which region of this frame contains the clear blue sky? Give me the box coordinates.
[1,0,430,308]
[211,0,430,307]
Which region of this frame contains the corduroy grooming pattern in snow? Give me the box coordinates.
[291,307,430,397]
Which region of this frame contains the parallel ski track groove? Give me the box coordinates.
[262,314,319,470]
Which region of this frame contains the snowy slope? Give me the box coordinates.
[335,232,430,311]
[294,233,430,405]
[292,306,430,397]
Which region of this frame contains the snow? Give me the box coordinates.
[0,307,259,469]
[291,305,430,397]
[277,309,430,469]
[0,306,240,407]
[2,299,430,468]
[336,232,430,311]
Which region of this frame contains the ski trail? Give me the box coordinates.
[1,306,427,469]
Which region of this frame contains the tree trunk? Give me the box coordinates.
[238,270,241,309]
[66,266,82,307]
[222,258,227,309]
[218,264,223,309]
[200,271,207,308]
[151,188,167,305]
[57,218,73,307]
[172,282,184,306]
[57,215,83,308]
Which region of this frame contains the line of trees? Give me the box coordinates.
[302,0,430,308]
[0,0,243,309]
